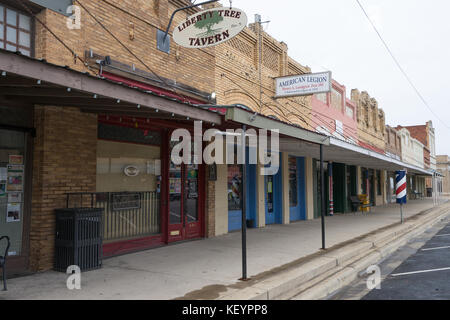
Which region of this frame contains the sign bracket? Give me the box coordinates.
[157,0,220,53]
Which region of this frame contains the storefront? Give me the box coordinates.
[313,160,330,218]
[0,49,222,271]
[331,163,357,214]
[288,156,306,222]
[78,115,207,257]
[264,156,283,225]
[0,105,34,275]
[386,171,397,203]
[227,160,257,232]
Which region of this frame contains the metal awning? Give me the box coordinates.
[281,135,432,176]
[224,106,330,146]
[0,49,222,125]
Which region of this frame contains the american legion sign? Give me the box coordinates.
[275,71,332,98]
[173,7,247,49]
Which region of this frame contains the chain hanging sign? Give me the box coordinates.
[173,7,247,49]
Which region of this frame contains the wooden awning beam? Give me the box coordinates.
[0,51,222,124]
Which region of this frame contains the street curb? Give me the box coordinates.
[217,202,450,300]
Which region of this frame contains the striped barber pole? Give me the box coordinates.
[396,170,407,204]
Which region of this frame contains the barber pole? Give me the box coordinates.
[328,163,334,216]
[396,170,407,223]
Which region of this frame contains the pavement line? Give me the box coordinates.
[421,246,450,251]
[434,234,450,237]
[391,267,450,277]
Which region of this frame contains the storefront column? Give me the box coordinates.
[31,106,97,271]
[281,152,290,225]
[206,175,216,238]
[214,164,228,236]
[256,163,266,228]
[356,166,362,195]
[305,157,315,220]
[382,170,387,205]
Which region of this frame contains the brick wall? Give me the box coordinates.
[311,80,358,142]
[30,106,97,271]
[206,179,215,238]
[215,22,312,129]
[385,125,401,159]
[33,0,215,94]
[351,89,386,151]
[28,0,221,269]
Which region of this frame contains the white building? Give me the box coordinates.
[397,127,425,169]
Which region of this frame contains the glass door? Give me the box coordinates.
[265,175,275,225]
[0,129,26,259]
[167,141,202,242]
[184,164,200,239]
[168,160,183,241]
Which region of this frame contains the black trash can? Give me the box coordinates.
[54,208,103,272]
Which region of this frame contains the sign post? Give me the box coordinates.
[396,170,407,223]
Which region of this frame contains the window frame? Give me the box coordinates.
[0,2,35,57]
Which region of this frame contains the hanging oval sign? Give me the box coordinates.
[124,165,140,177]
[173,7,247,49]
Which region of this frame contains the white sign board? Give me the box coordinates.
[173,7,247,49]
[275,71,332,98]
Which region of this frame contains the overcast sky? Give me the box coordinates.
[218,0,450,156]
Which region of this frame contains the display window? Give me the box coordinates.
[0,129,26,256]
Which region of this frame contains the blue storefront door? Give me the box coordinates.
[228,161,257,232]
[289,157,306,222]
[265,160,282,225]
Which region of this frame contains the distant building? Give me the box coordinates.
[385,125,402,161]
[311,79,358,144]
[402,121,436,170]
[437,155,450,195]
[351,90,386,153]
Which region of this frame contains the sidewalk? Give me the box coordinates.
[0,199,447,300]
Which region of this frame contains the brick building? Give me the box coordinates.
[0,0,436,278]
[401,121,436,170]
[351,90,386,152]
[215,20,312,127]
[214,15,317,233]
[350,90,387,207]
[0,0,223,274]
[385,125,402,161]
[436,155,449,195]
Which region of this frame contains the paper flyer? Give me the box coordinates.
[8,192,22,203]
[7,203,21,222]
[6,164,24,192]
[9,155,24,165]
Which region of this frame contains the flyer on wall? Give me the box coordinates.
[8,155,24,165]
[7,203,21,223]
[8,192,22,203]
[6,164,24,192]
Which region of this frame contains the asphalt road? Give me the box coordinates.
[331,216,450,300]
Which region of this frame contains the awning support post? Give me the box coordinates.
[320,144,326,250]
[240,124,248,280]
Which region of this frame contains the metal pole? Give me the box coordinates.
[320,145,326,250]
[241,124,247,280]
[400,203,403,224]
